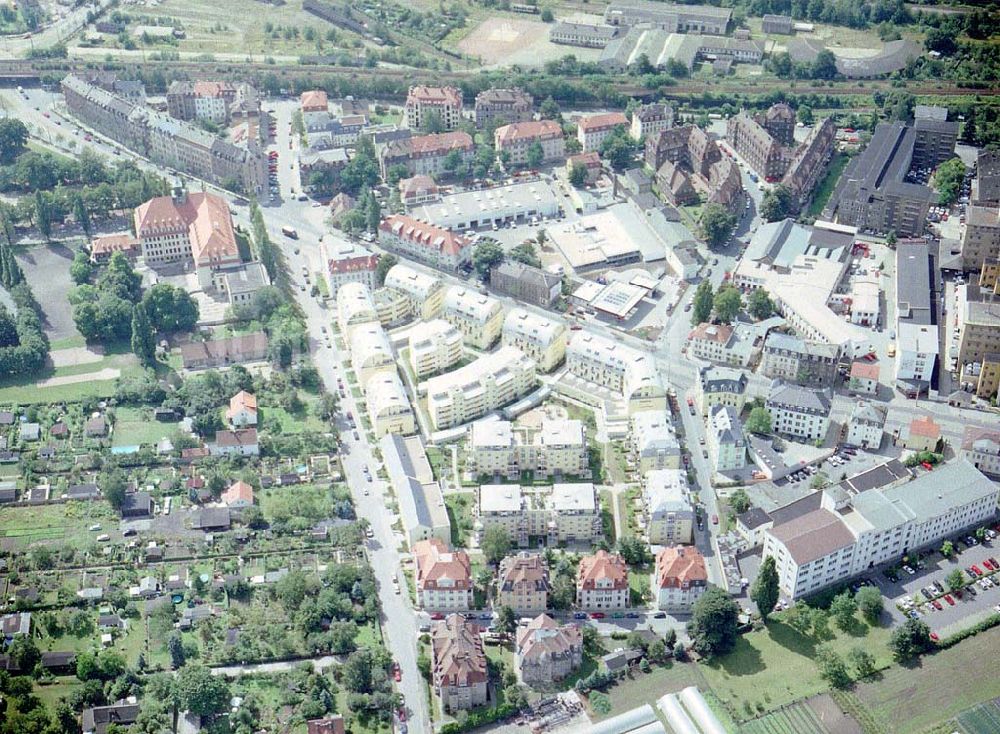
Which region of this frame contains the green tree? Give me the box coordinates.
[759,185,794,223]
[130,303,156,367]
[100,251,142,302]
[0,118,28,163]
[509,242,541,267]
[168,633,185,669]
[946,568,965,592]
[102,469,129,511]
[375,253,398,286]
[686,587,740,658]
[691,280,713,325]
[745,407,772,435]
[540,7,554,22]
[481,525,512,565]
[924,27,957,56]
[473,240,505,279]
[712,285,742,324]
[70,250,93,285]
[812,49,838,79]
[729,488,751,514]
[8,633,40,672]
[443,148,466,176]
[815,644,851,689]
[797,104,814,126]
[700,204,736,248]
[34,190,51,241]
[830,591,858,631]
[142,284,199,333]
[569,161,588,188]
[849,646,876,679]
[177,664,231,716]
[73,194,91,237]
[889,618,932,661]
[526,141,544,169]
[496,605,517,636]
[933,158,966,205]
[751,556,780,621]
[589,691,611,715]
[855,586,883,624]
[747,288,775,320]
[809,607,831,638]
[540,97,562,124]
[599,126,635,171]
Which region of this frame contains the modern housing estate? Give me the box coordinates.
[468,419,588,478]
[501,309,568,373]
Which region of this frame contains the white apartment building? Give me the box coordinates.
[576,550,629,610]
[350,322,395,384]
[442,287,505,350]
[566,332,666,413]
[494,120,566,166]
[845,401,886,450]
[631,103,674,142]
[763,460,1000,599]
[654,546,708,613]
[502,309,568,373]
[378,214,473,272]
[577,112,629,153]
[322,240,378,297]
[697,366,748,417]
[765,381,832,442]
[643,469,695,545]
[409,319,464,378]
[477,483,600,545]
[629,410,681,472]
[365,371,416,437]
[961,427,1000,478]
[895,321,938,385]
[422,347,537,430]
[414,538,473,612]
[336,282,378,336]
[383,263,446,321]
[468,418,588,478]
[706,405,747,473]
[405,86,463,131]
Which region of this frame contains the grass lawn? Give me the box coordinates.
[806,152,850,219]
[700,616,895,721]
[598,490,616,545]
[593,662,707,721]
[0,502,117,551]
[34,678,82,711]
[854,625,1000,733]
[444,492,475,547]
[263,404,325,434]
[112,406,175,447]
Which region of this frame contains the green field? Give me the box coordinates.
[113,407,175,447]
[806,152,850,219]
[854,626,1000,733]
[739,702,830,734]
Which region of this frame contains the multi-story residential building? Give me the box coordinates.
[431,614,487,712]
[629,410,681,472]
[895,242,938,394]
[350,322,394,384]
[489,261,562,307]
[900,415,941,452]
[697,366,748,416]
[414,538,473,611]
[399,174,440,209]
[383,263,446,320]
[382,433,452,545]
[227,391,258,428]
[913,106,959,169]
[974,148,1000,206]
[782,118,837,211]
[763,460,1000,599]
[516,615,583,685]
[566,332,666,413]
[62,75,267,196]
[577,112,629,153]
[474,88,533,129]
[299,89,329,128]
[848,360,880,395]
[478,483,600,545]
[378,131,475,178]
[762,102,796,146]
[961,427,1000,478]
[576,551,629,610]
[133,188,243,290]
[961,204,1000,273]
[654,546,708,612]
[765,382,832,442]
[322,241,378,297]
[501,309,568,373]
[687,322,764,368]
[760,332,840,388]
[336,282,378,336]
[495,120,565,166]
[422,347,536,429]
[845,400,886,450]
[442,287,505,350]
[643,469,694,545]
[406,86,463,131]
[565,151,603,184]
[409,319,464,378]
[727,112,789,182]
[497,553,550,615]
[706,405,747,472]
[604,1,731,34]
[957,284,1000,395]
[166,80,258,124]
[468,419,588,478]
[630,103,673,142]
[827,121,936,237]
[365,371,416,437]
[378,215,473,272]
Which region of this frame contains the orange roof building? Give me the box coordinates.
[300,90,329,113]
[89,233,140,263]
[576,550,629,610]
[431,614,487,712]
[221,480,254,507]
[414,538,473,611]
[133,190,239,273]
[226,391,258,427]
[902,414,941,452]
[655,546,708,612]
[378,214,472,271]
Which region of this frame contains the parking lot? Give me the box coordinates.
[875,533,1000,636]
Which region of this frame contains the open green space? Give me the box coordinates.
[112,406,176,447]
[806,152,850,219]
[738,701,829,734]
[444,492,475,547]
[854,625,1000,733]
[954,700,1000,734]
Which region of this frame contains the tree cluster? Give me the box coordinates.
[0,251,48,377]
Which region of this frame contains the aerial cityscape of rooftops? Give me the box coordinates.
[1,0,1000,733]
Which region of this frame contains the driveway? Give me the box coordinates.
[16,243,81,342]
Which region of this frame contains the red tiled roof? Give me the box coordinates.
[90,233,139,256]
[408,131,474,156]
[379,214,471,258]
[655,546,707,589]
[213,428,258,448]
[850,361,880,380]
[432,614,487,688]
[407,85,462,108]
[577,550,628,591]
[328,254,378,275]
[414,538,472,592]
[578,112,628,132]
[300,90,328,112]
[908,415,940,438]
[689,322,733,344]
[133,192,238,265]
[567,151,601,168]
[222,480,254,506]
[495,119,562,146]
[228,390,257,414]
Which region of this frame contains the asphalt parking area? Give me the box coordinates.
[874,536,1000,635]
